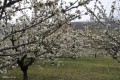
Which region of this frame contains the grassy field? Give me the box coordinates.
[0,57,120,80]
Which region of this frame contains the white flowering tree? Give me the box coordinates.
[83,0,120,61]
[0,0,91,80]
[44,24,86,60]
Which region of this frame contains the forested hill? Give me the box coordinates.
[71,21,119,29]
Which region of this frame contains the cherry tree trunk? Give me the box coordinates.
[23,69,28,80]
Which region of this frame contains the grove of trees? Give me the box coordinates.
[0,0,120,80]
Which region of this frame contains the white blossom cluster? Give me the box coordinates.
[0,0,92,73]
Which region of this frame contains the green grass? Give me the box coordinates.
[1,57,120,80]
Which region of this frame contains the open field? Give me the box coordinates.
[0,57,120,80]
